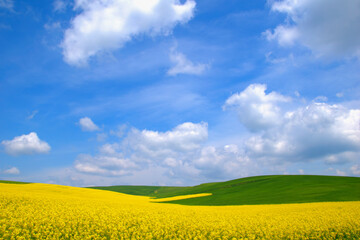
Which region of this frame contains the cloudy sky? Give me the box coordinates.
[0,0,359,187]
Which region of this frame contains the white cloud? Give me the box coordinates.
[0,23,11,30]
[192,145,251,179]
[266,0,360,59]
[75,154,137,176]
[163,157,178,167]
[313,96,328,102]
[73,122,254,182]
[128,122,208,156]
[26,110,38,120]
[71,85,360,184]
[99,143,118,155]
[71,83,205,118]
[336,169,346,176]
[167,50,208,76]
[323,152,360,164]
[265,51,288,64]
[351,165,360,175]
[0,0,13,10]
[225,84,360,164]
[44,22,61,30]
[246,103,360,163]
[79,117,100,131]
[1,132,51,156]
[75,122,208,175]
[336,92,344,98]
[109,124,127,138]
[53,0,68,12]
[35,165,174,187]
[62,0,196,66]
[3,167,20,175]
[96,133,108,142]
[264,25,298,46]
[224,84,290,132]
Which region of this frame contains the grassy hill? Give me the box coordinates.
[0,180,30,184]
[89,175,360,206]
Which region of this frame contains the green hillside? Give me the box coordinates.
[0,180,30,184]
[90,185,185,196]
[90,175,360,206]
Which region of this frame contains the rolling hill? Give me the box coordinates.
[0,180,30,184]
[89,175,360,206]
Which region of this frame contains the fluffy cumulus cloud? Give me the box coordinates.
[246,103,360,163]
[191,145,251,179]
[75,153,137,176]
[73,84,360,184]
[79,117,100,131]
[225,84,360,164]
[3,167,20,175]
[62,0,196,66]
[126,122,208,159]
[265,0,360,58]
[264,25,298,47]
[74,122,251,182]
[75,122,207,175]
[224,84,290,132]
[167,50,208,76]
[1,132,51,156]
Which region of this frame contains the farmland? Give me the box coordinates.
[90,175,360,205]
[1,177,360,239]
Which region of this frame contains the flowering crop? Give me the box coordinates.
[0,182,359,239]
[150,193,212,202]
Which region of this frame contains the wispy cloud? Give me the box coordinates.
[3,167,20,175]
[44,22,61,31]
[27,110,38,120]
[53,0,68,12]
[0,0,13,10]
[167,49,208,76]
[70,82,206,120]
[0,23,11,30]
[78,117,100,132]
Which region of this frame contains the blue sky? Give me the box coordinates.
[0,0,359,186]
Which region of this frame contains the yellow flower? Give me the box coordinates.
[0,182,359,239]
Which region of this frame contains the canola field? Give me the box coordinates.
[1,182,360,239]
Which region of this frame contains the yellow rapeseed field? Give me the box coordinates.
[0,182,359,239]
[150,193,212,203]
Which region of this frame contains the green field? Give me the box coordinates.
[90,175,360,206]
[0,180,30,184]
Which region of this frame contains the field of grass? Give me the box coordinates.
[1,181,360,239]
[0,180,30,184]
[90,175,360,205]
